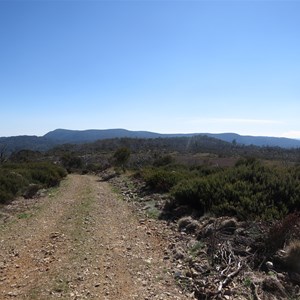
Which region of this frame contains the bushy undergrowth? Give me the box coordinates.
[60,153,83,173]
[172,160,300,220]
[0,162,67,204]
[141,164,196,192]
[143,158,300,221]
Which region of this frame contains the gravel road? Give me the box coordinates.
[0,174,188,300]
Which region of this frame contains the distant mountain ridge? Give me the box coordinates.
[44,128,164,142]
[203,133,300,148]
[43,128,195,143]
[44,129,300,148]
[1,128,300,153]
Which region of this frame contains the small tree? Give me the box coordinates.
[113,147,130,172]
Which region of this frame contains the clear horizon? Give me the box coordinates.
[1,1,299,139]
[1,127,300,141]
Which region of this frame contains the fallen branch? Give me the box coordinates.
[251,282,261,300]
[217,261,243,293]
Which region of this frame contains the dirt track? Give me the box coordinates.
[0,174,188,300]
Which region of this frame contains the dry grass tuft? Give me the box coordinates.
[284,240,300,272]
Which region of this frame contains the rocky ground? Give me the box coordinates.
[107,171,300,300]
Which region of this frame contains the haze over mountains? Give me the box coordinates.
[1,128,300,153]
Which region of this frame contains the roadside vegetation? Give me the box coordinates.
[0,161,67,204]
[139,157,300,221]
[3,136,299,222]
[106,153,300,299]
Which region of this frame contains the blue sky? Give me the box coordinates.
[1,0,299,138]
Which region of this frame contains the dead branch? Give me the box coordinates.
[217,261,243,293]
[251,282,261,300]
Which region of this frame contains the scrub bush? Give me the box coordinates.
[0,162,67,203]
[142,165,193,192]
[169,160,300,221]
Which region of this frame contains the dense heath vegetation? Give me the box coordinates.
[1,136,300,222]
[141,158,300,221]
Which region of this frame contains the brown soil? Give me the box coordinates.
[0,174,189,300]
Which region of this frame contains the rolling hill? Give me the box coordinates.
[44,129,300,148]
[1,128,300,153]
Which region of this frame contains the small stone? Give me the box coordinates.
[7,291,19,297]
[266,261,274,269]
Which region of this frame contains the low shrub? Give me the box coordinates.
[265,212,300,255]
[171,178,210,213]
[0,171,28,203]
[60,153,83,173]
[0,162,67,203]
[169,160,300,221]
[153,155,174,167]
[0,189,14,204]
[112,147,130,172]
[142,167,192,192]
[23,184,40,199]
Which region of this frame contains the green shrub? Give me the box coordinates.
[0,170,29,203]
[0,190,14,204]
[113,147,130,171]
[60,153,83,172]
[169,160,300,221]
[171,178,208,212]
[142,167,191,192]
[0,162,67,203]
[28,163,66,187]
[153,155,174,167]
